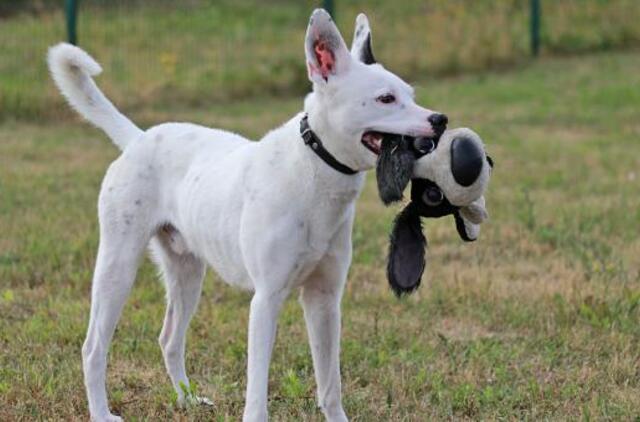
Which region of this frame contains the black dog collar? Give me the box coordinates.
[300,114,358,175]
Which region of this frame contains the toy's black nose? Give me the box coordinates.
[450,136,484,187]
[428,113,448,136]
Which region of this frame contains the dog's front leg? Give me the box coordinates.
[300,274,348,422]
[299,216,354,422]
[243,288,289,422]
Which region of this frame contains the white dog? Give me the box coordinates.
[48,9,446,422]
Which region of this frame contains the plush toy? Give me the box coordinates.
[376,128,493,296]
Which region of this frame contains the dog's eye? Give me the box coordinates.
[376,94,396,104]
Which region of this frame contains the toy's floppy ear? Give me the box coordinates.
[376,135,416,205]
[305,9,352,84]
[387,203,426,296]
[453,196,488,242]
[350,13,376,64]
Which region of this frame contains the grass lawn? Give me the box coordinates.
[1,50,640,420]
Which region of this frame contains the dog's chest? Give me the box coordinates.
[283,202,354,287]
[294,185,359,253]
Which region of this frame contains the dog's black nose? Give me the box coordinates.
[428,113,448,135]
[450,136,484,187]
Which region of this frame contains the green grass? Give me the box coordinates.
[1,49,639,420]
[3,0,640,119]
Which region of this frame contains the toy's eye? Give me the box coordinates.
[413,137,436,155]
[422,186,444,206]
[376,94,396,104]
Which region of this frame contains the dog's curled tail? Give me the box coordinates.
[47,43,142,150]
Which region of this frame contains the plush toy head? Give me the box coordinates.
[376,128,493,296]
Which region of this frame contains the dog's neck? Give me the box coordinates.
[256,115,365,205]
[303,92,369,172]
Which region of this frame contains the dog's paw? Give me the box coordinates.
[92,414,123,422]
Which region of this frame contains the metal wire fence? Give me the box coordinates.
[2,0,640,119]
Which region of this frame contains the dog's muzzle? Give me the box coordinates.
[450,135,485,187]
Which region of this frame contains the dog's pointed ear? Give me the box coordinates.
[350,13,376,65]
[387,204,426,296]
[305,9,352,84]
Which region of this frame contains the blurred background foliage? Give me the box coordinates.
[1,0,640,119]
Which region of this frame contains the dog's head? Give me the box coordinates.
[303,9,447,171]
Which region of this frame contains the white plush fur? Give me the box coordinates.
[413,128,491,206]
[411,128,491,240]
[459,196,488,240]
[48,9,443,422]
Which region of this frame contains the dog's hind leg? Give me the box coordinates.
[82,158,161,421]
[82,224,150,422]
[150,229,209,406]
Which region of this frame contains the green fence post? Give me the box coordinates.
[323,0,334,18]
[65,0,78,45]
[530,0,540,56]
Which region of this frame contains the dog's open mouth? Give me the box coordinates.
[364,132,441,156]
[361,131,384,155]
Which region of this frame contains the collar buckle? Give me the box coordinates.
[300,127,313,145]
